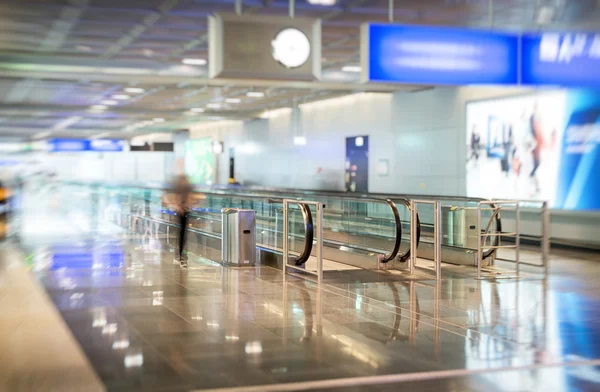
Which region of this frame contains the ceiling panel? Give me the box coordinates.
[0,0,597,140]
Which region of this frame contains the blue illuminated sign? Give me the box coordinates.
[521,32,600,87]
[366,24,519,85]
[48,139,125,152]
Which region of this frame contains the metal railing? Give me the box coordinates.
[283,199,324,284]
[409,200,442,280]
[477,200,520,279]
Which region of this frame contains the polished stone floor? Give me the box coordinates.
[11,187,600,391]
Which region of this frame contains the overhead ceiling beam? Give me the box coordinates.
[100,0,180,60]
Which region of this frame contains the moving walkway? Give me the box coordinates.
[64,182,502,273]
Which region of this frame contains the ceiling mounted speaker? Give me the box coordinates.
[209,13,321,81]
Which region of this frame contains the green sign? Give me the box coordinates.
[184,138,214,185]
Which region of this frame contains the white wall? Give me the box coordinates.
[391,86,530,195]
[32,151,175,183]
[191,93,395,190]
[190,87,530,195]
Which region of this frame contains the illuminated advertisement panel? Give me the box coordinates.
[184,138,215,185]
[521,32,600,87]
[364,24,519,85]
[466,90,600,210]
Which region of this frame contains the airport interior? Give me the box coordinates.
[1,0,600,391]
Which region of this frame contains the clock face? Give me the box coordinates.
[271,28,311,69]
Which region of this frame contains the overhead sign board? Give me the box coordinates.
[209,13,321,81]
[521,32,600,87]
[362,24,519,85]
[48,139,125,152]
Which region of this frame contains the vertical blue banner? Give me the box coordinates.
[365,24,519,85]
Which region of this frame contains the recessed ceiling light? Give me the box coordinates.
[246,92,265,98]
[101,100,119,105]
[89,105,107,111]
[153,118,165,123]
[206,103,222,109]
[341,65,362,73]
[293,136,307,146]
[190,108,205,113]
[124,87,145,94]
[52,116,83,131]
[307,0,336,4]
[225,98,241,103]
[33,131,52,139]
[182,58,207,66]
[112,94,130,100]
[536,6,555,24]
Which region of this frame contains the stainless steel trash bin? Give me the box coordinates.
[221,208,256,266]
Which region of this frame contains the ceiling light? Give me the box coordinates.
[124,87,145,94]
[182,58,207,66]
[90,132,111,140]
[190,108,205,113]
[307,0,336,4]
[33,131,52,140]
[225,98,241,104]
[101,100,119,105]
[152,118,165,123]
[75,45,91,52]
[293,136,307,146]
[341,65,362,73]
[88,105,107,111]
[206,103,222,109]
[246,92,265,98]
[52,116,83,131]
[536,6,555,25]
[112,94,130,100]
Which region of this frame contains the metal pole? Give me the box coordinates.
[409,281,416,345]
[283,200,289,276]
[235,0,242,15]
[434,279,440,359]
[434,201,442,280]
[516,202,521,277]
[289,0,295,18]
[542,201,550,276]
[317,202,323,284]
[409,201,416,275]
[477,202,482,279]
[388,0,394,22]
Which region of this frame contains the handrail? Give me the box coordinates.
[482,204,502,259]
[293,203,314,266]
[393,198,421,263]
[267,198,314,265]
[379,199,401,263]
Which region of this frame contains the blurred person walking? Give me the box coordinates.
[163,165,194,268]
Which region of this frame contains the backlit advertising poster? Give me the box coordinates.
[466,90,600,210]
[345,136,369,193]
[184,138,214,185]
